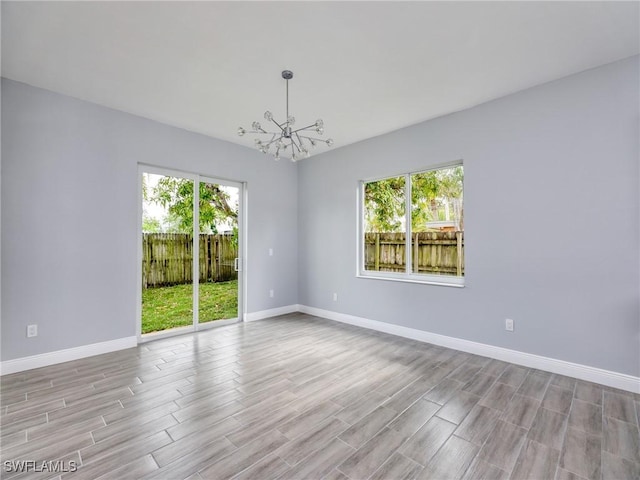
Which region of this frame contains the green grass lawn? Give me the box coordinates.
[142,280,238,334]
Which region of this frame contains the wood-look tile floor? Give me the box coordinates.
[1,313,639,480]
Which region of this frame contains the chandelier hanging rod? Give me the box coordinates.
[285,70,290,120]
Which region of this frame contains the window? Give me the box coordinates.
[359,163,464,286]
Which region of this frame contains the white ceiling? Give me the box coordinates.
[2,1,638,158]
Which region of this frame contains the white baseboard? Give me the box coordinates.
[244,304,300,322]
[4,307,637,394]
[298,305,640,394]
[0,336,138,376]
[1,305,298,375]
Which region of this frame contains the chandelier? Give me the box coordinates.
[237,70,333,162]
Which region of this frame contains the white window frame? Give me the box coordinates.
[356,162,465,288]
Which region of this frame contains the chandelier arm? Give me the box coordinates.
[264,136,280,147]
[295,132,308,151]
[250,130,280,135]
[298,135,327,142]
[291,124,319,134]
[270,118,286,133]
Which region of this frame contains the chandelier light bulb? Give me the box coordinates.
[238,70,333,160]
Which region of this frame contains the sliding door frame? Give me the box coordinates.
[136,164,247,343]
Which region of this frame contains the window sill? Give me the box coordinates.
[357,271,465,288]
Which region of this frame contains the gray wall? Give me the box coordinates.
[3,56,639,377]
[1,78,298,361]
[298,56,640,376]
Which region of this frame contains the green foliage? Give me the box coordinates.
[151,177,237,234]
[142,214,162,233]
[364,176,405,231]
[230,225,239,248]
[364,166,463,233]
[142,174,149,201]
[141,281,238,334]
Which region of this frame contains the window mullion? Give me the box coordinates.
[193,178,199,330]
[405,173,412,275]
[359,182,365,275]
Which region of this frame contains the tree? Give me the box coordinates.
[364,176,405,232]
[410,170,442,231]
[151,177,237,234]
[364,166,463,233]
[433,165,464,230]
[142,214,162,233]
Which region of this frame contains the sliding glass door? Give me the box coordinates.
[141,171,194,334]
[197,178,240,327]
[138,167,244,340]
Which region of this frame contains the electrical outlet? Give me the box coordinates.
[505,318,514,332]
[268,248,273,256]
[332,293,338,302]
[269,289,274,298]
[27,324,38,338]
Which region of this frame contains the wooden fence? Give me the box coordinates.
[142,233,238,288]
[364,231,464,276]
